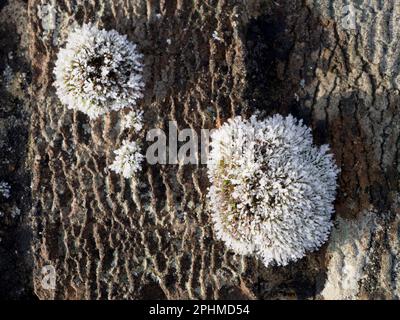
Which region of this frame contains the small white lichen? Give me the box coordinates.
[2,64,13,88]
[54,24,144,119]
[37,2,57,32]
[207,114,339,267]
[37,0,62,45]
[212,31,223,42]
[11,206,21,219]
[121,110,143,132]
[109,139,144,179]
[0,181,11,199]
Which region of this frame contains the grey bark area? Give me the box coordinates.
[18,0,399,299]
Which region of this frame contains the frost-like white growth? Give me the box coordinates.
[121,110,143,132]
[207,114,339,267]
[212,31,223,42]
[54,24,144,119]
[0,181,11,199]
[109,139,144,178]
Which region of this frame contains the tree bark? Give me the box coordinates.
[1,0,396,299]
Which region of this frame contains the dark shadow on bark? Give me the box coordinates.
[0,17,35,299]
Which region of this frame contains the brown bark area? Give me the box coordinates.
[20,0,400,299]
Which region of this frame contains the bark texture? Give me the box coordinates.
[0,0,399,299]
[0,0,33,299]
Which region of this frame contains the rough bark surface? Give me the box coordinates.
[0,0,33,299]
[0,0,399,299]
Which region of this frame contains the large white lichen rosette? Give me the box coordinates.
[54,24,144,119]
[207,114,339,267]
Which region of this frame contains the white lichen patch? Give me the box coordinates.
[2,64,13,88]
[2,64,28,98]
[121,110,143,132]
[212,31,224,42]
[37,1,57,32]
[0,181,11,199]
[11,206,21,219]
[207,114,339,267]
[109,139,144,179]
[54,24,144,119]
[37,0,60,45]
